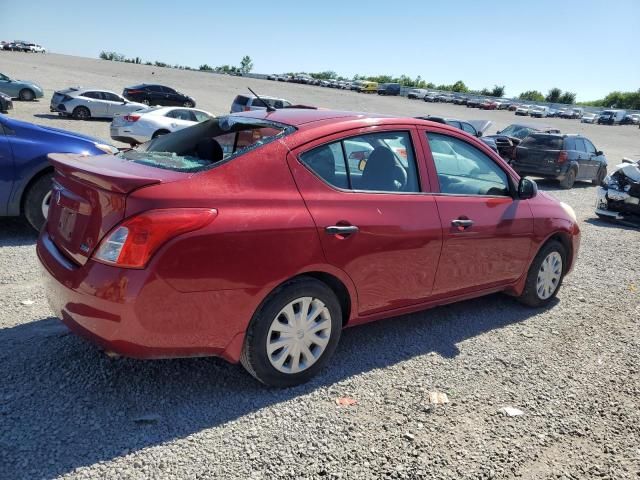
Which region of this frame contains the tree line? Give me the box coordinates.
[98,51,254,74]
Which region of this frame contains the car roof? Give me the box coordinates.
[231,108,392,127]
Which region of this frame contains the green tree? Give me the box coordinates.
[240,55,253,74]
[546,87,562,103]
[451,80,468,92]
[199,64,213,71]
[491,85,505,97]
[518,90,545,102]
[480,88,491,96]
[558,92,576,104]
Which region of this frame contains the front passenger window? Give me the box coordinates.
[426,133,510,196]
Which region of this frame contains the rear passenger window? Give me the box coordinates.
[299,131,420,193]
[426,133,510,197]
[574,139,587,152]
[461,122,477,135]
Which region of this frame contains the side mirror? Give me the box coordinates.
[496,130,501,134]
[596,150,603,156]
[518,177,538,199]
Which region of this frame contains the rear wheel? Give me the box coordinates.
[559,168,576,189]
[517,240,566,307]
[152,129,170,139]
[142,99,150,106]
[593,166,606,186]
[19,88,35,101]
[240,277,342,387]
[24,173,53,231]
[72,106,90,120]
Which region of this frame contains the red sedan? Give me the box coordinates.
[37,109,580,387]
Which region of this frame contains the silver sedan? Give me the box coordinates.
[50,87,147,120]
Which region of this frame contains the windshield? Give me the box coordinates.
[117,116,294,172]
[499,125,535,139]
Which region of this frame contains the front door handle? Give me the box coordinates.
[325,225,359,236]
[451,218,474,230]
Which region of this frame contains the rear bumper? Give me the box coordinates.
[36,230,254,363]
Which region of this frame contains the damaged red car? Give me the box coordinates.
[37,109,580,387]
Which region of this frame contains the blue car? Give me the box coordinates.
[0,115,117,230]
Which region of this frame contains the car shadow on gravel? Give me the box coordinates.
[0,218,37,246]
[0,293,551,479]
[533,178,595,191]
[33,113,111,122]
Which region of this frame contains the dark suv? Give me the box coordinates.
[122,84,196,107]
[511,134,607,188]
[377,83,401,96]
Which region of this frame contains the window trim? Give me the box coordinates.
[295,127,426,195]
[420,126,518,198]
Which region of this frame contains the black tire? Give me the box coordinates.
[559,168,576,189]
[72,106,90,120]
[19,88,35,101]
[517,240,567,307]
[23,173,53,231]
[593,167,606,186]
[183,101,194,108]
[142,99,150,106]
[240,277,342,387]
[152,129,170,139]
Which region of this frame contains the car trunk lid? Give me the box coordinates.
[46,153,185,265]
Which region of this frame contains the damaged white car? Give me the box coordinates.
[595,158,640,225]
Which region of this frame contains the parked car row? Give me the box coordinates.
[1,41,46,53]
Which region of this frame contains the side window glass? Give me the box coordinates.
[346,132,419,192]
[461,122,477,135]
[583,139,596,154]
[299,131,420,193]
[575,139,587,153]
[426,133,510,196]
[193,111,211,122]
[299,143,349,189]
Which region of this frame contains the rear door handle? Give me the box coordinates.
[325,225,359,236]
[451,218,474,230]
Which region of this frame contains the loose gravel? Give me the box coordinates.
[0,52,639,480]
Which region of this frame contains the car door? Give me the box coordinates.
[148,86,165,105]
[573,138,593,179]
[287,126,443,317]
[419,128,534,296]
[161,86,180,105]
[81,91,107,117]
[102,92,128,117]
[0,122,15,215]
[582,138,603,176]
[164,109,196,131]
[0,73,17,97]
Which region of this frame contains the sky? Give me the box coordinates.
[1,0,639,101]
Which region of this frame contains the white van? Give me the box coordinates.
[597,109,627,125]
[530,106,550,118]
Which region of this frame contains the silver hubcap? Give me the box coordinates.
[267,297,332,374]
[536,252,563,300]
[42,191,52,219]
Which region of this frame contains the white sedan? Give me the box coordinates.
[110,106,214,145]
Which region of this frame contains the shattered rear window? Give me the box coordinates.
[116,116,294,172]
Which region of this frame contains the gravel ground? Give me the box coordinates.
[1,52,639,479]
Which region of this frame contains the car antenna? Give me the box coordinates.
[248,87,276,112]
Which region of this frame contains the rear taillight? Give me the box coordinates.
[123,115,140,122]
[93,209,217,269]
[557,151,568,163]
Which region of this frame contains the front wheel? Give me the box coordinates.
[19,89,35,101]
[183,100,194,108]
[517,240,566,307]
[24,173,53,231]
[240,277,342,387]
